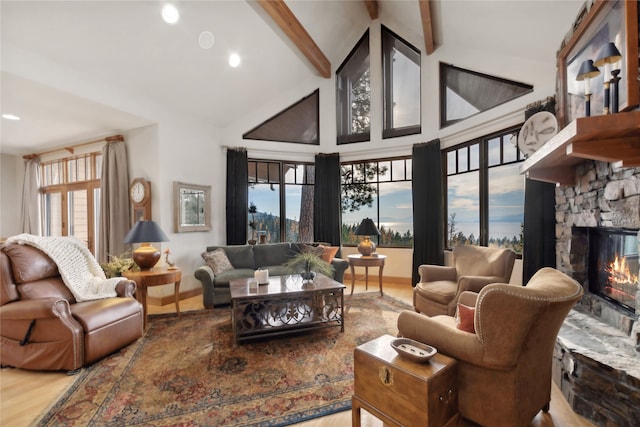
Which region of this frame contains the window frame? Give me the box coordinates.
[341,156,413,248]
[336,30,371,145]
[40,152,102,253]
[443,125,524,253]
[381,25,422,139]
[248,159,315,243]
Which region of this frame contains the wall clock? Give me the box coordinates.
[130,178,152,223]
[517,111,558,157]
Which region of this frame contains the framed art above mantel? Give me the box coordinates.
[556,0,639,128]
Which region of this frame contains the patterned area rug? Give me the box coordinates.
[37,293,411,426]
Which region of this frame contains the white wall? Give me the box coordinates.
[0,154,20,239]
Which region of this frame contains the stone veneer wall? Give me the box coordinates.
[553,160,640,426]
[555,160,640,335]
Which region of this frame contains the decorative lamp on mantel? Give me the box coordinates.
[575,59,600,117]
[355,218,381,256]
[594,42,623,114]
[124,220,169,270]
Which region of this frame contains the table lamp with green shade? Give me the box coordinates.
[123,220,169,270]
[355,217,380,256]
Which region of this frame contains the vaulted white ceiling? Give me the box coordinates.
[0,0,583,156]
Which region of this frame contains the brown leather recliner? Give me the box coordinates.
[0,243,143,373]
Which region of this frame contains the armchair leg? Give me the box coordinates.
[542,402,550,412]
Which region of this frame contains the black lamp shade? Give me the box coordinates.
[594,42,622,67]
[355,218,380,236]
[124,220,169,244]
[576,60,600,81]
[124,220,169,270]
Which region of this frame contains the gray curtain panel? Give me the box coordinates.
[226,147,248,245]
[98,139,129,263]
[411,139,444,286]
[20,157,41,234]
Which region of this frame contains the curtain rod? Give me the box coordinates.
[23,134,124,160]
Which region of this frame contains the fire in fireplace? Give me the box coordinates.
[587,227,639,314]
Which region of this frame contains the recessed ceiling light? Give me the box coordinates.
[162,4,179,24]
[2,114,20,121]
[199,31,215,49]
[229,53,241,68]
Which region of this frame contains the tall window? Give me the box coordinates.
[445,126,524,253]
[248,160,314,243]
[382,26,421,138]
[40,152,102,253]
[336,30,370,144]
[341,157,413,248]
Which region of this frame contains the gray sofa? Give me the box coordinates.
[194,242,348,308]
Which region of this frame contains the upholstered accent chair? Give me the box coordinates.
[413,245,516,316]
[0,243,143,373]
[398,267,583,427]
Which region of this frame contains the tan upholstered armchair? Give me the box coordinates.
[0,243,143,373]
[398,267,583,427]
[413,245,515,316]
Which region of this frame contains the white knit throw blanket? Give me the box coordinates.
[7,234,123,302]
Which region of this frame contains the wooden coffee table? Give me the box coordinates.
[229,274,346,343]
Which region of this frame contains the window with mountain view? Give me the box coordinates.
[341,157,413,247]
[247,160,314,243]
[445,126,524,253]
[336,31,370,144]
[382,26,421,138]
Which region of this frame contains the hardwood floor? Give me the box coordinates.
[0,281,593,426]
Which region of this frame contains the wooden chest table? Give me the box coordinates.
[352,334,458,427]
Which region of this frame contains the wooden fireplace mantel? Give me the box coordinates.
[519,111,640,186]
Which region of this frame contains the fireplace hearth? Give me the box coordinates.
[554,160,640,426]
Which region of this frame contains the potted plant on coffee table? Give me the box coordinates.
[284,251,334,284]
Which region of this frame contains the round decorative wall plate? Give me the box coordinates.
[517,111,558,156]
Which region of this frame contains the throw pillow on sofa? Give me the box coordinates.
[456,303,476,333]
[201,248,234,275]
[320,246,339,263]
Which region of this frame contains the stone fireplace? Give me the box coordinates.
[554,160,640,426]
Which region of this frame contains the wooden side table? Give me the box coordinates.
[352,334,458,427]
[123,267,182,329]
[348,254,386,296]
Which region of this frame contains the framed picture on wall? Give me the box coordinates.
[556,0,639,127]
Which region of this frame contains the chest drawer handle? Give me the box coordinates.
[378,366,394,386]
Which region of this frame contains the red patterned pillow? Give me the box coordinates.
[456,303,476,333]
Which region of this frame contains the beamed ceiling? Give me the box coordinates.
[0,0,584,156]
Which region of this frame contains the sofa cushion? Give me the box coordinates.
[3,244,59,284]
[206,245,255,269]
[213,268,256,287]
[415,281,456,305]
[201,249,234,275]
[18,278,76,302]
[253,243,293,267]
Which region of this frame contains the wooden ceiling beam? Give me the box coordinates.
[364,0,379,20]
[419,0,435,55]
[257,0,331,79]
